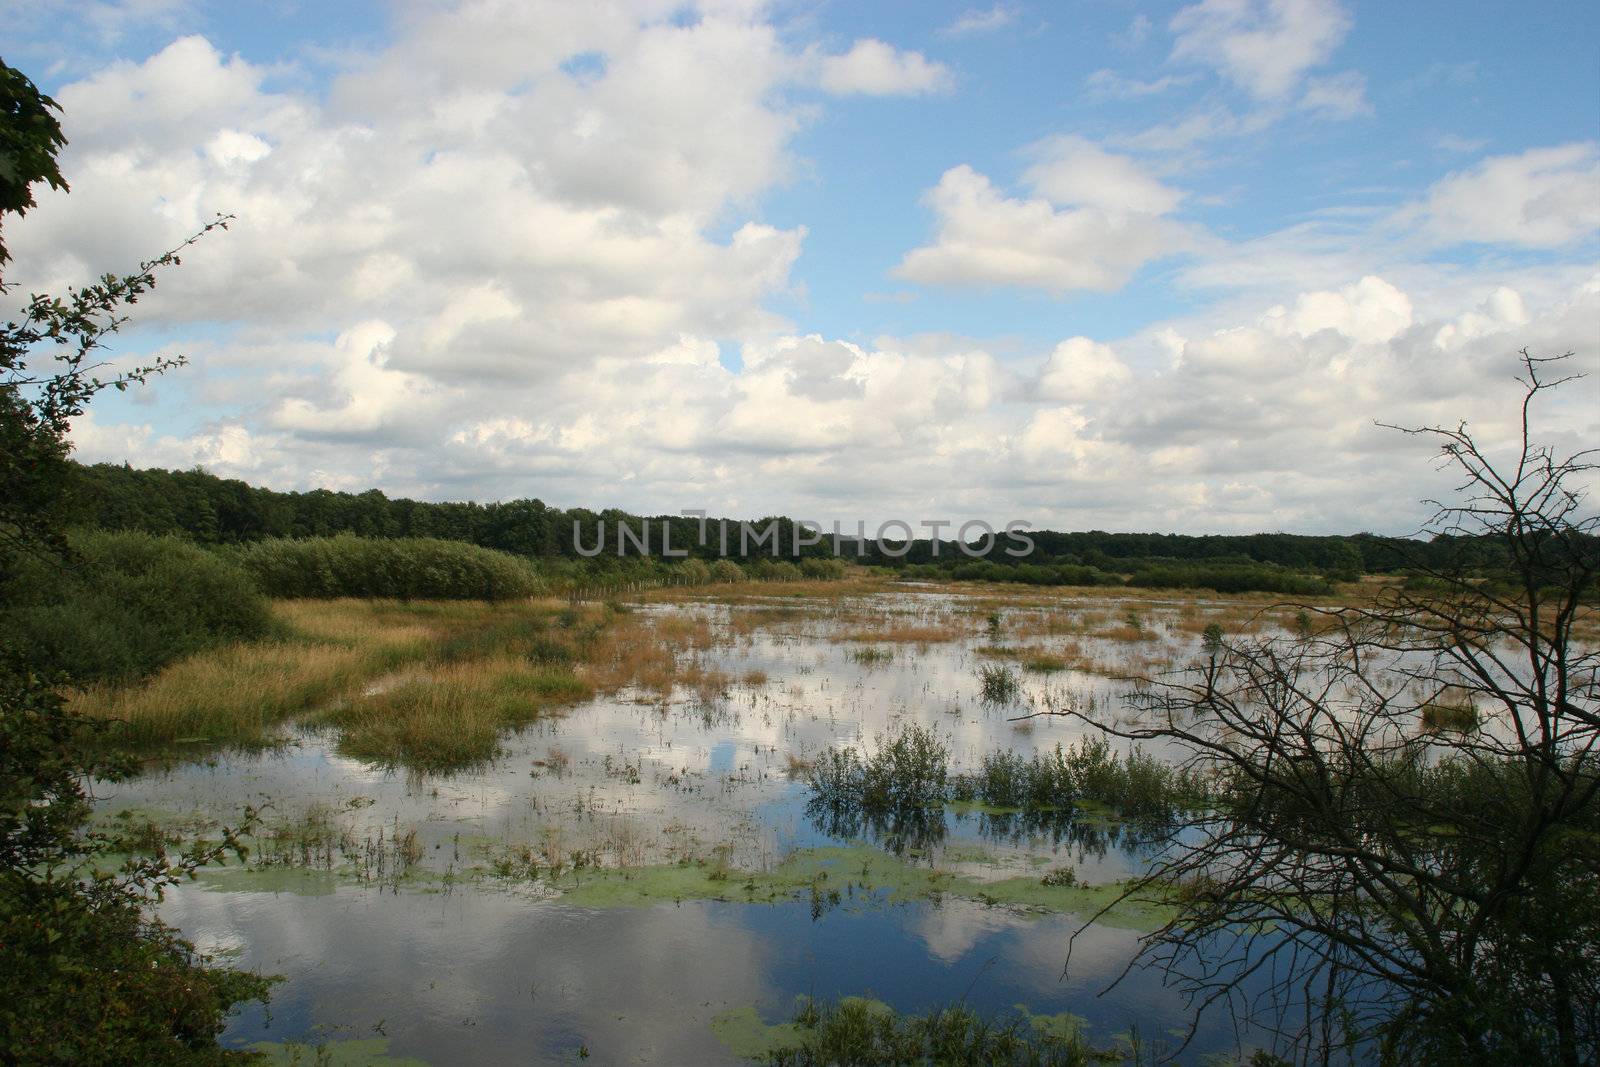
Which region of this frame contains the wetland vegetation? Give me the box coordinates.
[3,66,1595,1064]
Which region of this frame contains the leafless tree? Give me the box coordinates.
[1069,351,1598,1065]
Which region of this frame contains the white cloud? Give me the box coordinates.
[1083,69,1191,100]
[894,141,1193,294]
[1021,135,1185,216]
[1407,143,1600,248]
[1036,337,1132,403]
[1299,70,1370,118]
[1262,275,1413,344]
[1170,0,1352,99]
[814,39,952,96]
[893,166,1190,293]
[939,4,1019,38]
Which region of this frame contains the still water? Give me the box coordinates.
[99,591,1274,1063]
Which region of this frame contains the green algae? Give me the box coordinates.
[709,1006,811,1059]
[533,845,1172,929]
[196,865,347,896]
[247,1037,430,1065]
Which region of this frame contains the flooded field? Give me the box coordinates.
[91,583,1309,1064]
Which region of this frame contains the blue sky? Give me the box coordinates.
[4,1,1598,534]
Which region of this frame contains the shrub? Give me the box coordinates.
[1,530,272,684]
[709,559,744,584]
[235,535,542,600]
[676,559,711,585]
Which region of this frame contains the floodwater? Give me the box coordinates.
[96,590,1282,1064]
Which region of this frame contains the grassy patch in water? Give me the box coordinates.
[317,656,593,772]
[70,596,740,768]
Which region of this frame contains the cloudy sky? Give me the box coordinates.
[4,0,1597,535]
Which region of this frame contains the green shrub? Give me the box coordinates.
[709,559,745,583]
[235,535,542,600]
[765,997,1098,1066]
[676,559,711,585]
[1,530,271,684]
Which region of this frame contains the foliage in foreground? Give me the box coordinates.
[1,528,272,684]
[1077,353,1599,1066]
[232,533,544,600]
[1,60,273,1064]
[0,662,274,1064]
[760,998,1103,1067]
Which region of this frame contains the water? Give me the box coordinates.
[98,589,1276,1064]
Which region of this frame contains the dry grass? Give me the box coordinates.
[74,597,723,759]
[831,622,967,644]
[72,600,442,748]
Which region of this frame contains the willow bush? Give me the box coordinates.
[234,534,542,600]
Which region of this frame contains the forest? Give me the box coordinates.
[61,459,1534,595]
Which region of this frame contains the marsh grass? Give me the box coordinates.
[318,655,593,771]
[812,727,1204,829]
[1421,700,1480,733]
[250,804,426,889]
[978,664,1021,704]
[74,596,739,767]
[832,622,966,645]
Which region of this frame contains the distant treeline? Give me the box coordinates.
[65,461,1531,590]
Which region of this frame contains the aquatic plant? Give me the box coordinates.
[1420,700,1479,733]
[979,664,1021,704]
[812,727,1204,845]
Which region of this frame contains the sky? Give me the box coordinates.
[3,0,1598,536]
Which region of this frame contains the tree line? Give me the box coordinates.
[64,460,1537,582]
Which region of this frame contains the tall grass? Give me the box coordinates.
[234,535,542,600]
[317,655,592,771]
[810,726,1204,827]
[72,597,746,766]
[809,725,949,813]
[70,600,439,748]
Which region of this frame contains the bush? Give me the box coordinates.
[1,530,272,684]
[676,559,711,585]
[709,559,745,584]
[234,535,542,600]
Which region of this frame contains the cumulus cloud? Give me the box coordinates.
[1406,143,1600,248]
[1170,0,1352,99]
[1021,135,1185,216]
[21,2,1598,536]
[814,38,952,96]
[893,140,1193,294]
[1036,338,1132,403]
